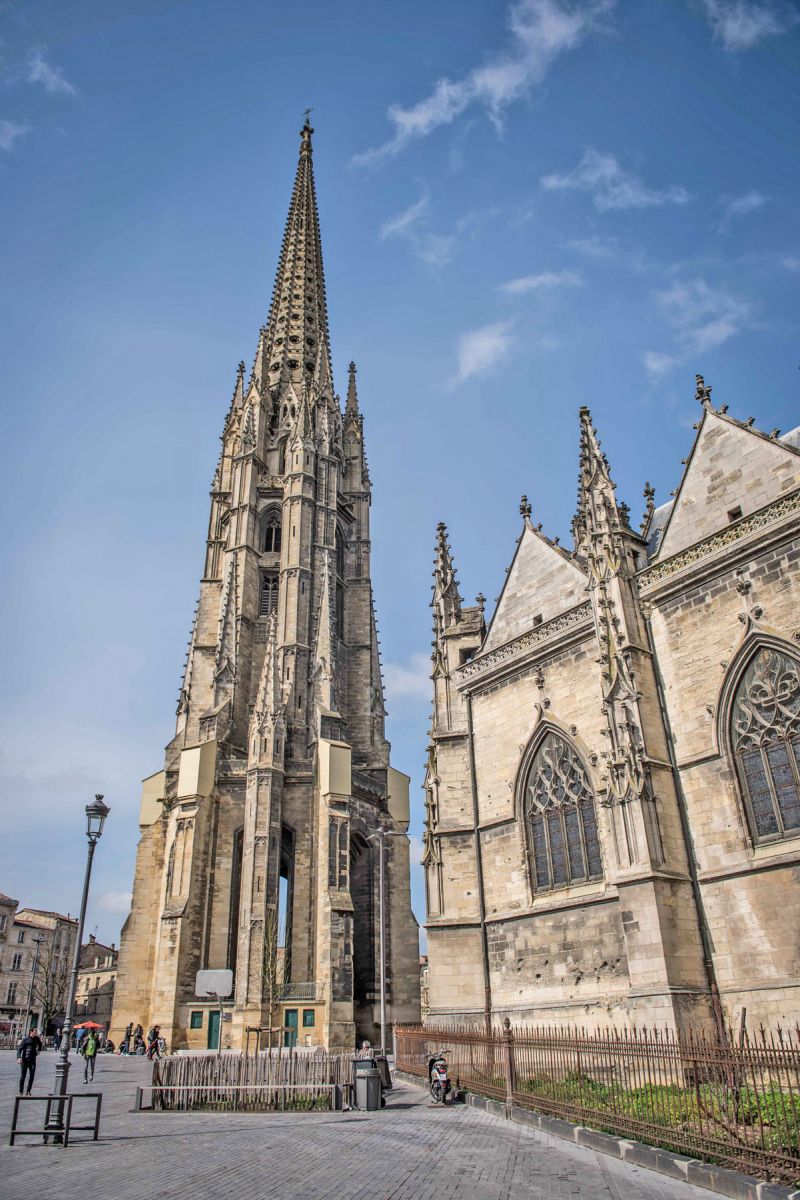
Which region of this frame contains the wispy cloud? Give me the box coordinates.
[542,149,689,210]
[452,320,516,385]
[783,255,800,272]
[644,278,752,378]
[28,48,76,96]
[718,189,768,229]
[0,119,31,152]
[566,235,652,272]
[643,350,679,379]
[700,0,798,51]
[383,652,431,700]
[379,193,430,240]
[379,193,495,269]
[498,268,583,294]
[353,0,614,165]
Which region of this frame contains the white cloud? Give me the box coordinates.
[452,320,516,384]
[542,148,689,210]
[783,255,800,271]
[353,0,614,164]
[645,279,753,379]
[28,48,76,96]
[498,268,583,293]
[98,890,133,915]
[383,652,431,700]
[0,119,31,151]
[658,279,752,354]
[643,350,679,379]
[717,190,768,229]
[724,190,768,218]
[700,0,798,51]
[567,235,617,258]
[379,193,430,240]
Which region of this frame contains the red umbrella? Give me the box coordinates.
[74,1021,104,1029]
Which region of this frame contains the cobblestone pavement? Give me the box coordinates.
[0,1050,720,1200]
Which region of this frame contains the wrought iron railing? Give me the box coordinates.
[395,1021,800,1187]
[282,982,317,1001]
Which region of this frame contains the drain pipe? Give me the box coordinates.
[466,693,493,1031]
[643,611,726,1042]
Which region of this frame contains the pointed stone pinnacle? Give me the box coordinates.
[520,495,532,520]
[346,361,359,415]
[695,374,712,406]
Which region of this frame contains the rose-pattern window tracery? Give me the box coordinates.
[731,647,800,842]
[524,731,603,892]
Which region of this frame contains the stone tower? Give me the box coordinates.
[111,121,420,1051]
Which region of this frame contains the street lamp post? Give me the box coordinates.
[23,936,45,1038]
[366,828,404,1055]
[46,795,109,1140]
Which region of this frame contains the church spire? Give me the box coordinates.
[262,117,332,395]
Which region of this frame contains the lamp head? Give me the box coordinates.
[85,794,110,842]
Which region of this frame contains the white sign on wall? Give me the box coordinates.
[195,968,233,998]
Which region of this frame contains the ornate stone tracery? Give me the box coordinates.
[731,646,800,841]
[523,730,603,892]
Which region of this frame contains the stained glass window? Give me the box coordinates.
[524,731,603,892]
[732,646,800,842]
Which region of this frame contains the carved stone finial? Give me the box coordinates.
[695,374,712,406]
[476,592,486,615]
[618,501,631,528]
[520,495,532,520]
[640,482,655,534]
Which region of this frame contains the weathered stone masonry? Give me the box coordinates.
[111,122,420,1051]
[425,380,800,1034]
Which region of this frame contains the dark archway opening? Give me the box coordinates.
[349,832,377,1045]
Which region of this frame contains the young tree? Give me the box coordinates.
[30,940,70,1034]
[262,905,289,1053]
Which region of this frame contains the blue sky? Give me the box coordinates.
[1,0,798,947]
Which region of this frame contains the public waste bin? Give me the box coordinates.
[375,1054,392,1091]
[355,1066,382,1111]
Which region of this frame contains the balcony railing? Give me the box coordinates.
[282,982,317,1001]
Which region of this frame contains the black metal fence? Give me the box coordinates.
[396,1022,800,1186]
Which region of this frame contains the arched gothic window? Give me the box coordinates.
[263,512,282,554]
[731,646,800,842]
[523,731,603,892]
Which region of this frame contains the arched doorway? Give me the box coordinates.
[349,832,377,1045]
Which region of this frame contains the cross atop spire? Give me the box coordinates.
[261,122,332,396]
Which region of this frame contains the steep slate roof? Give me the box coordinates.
[653,401,800,562]
[482,522,587,655]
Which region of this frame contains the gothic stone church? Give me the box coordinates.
[111,122,420,1051]
[424,386,800,1034]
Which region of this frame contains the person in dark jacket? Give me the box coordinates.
[16,1027,43,1095]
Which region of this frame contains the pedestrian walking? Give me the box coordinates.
[122,1021,133,1054]
[52,1027,62,1052]
[81,1029,99,1083]
[16,1027,43,1095]
[146,1025,161,1060]
[74,1025,86,1052]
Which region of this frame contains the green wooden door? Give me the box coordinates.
[283,1008,298,1048]
[207,1009,220,1050]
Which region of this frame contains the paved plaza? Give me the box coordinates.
[0,1050,726,1200]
